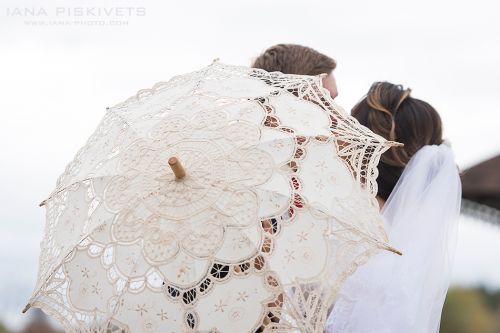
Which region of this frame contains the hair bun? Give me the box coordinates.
[395,88,412,111]
[351,81,443,200]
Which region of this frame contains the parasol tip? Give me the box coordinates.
[387,141,404,147]
[22,303,31,314]
[387,246,403,256]
[168,157,187,179]
[39,200,46,207]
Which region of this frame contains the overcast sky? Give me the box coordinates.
[1,0,499,329]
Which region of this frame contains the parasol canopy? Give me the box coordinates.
[24,61,400,333]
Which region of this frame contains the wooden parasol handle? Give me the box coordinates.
[168,157,186,179]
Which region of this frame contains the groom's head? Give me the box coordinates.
[252,44,338,98]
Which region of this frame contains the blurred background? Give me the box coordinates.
[1,0,499,332]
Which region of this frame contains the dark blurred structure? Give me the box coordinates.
[461,154,500,225]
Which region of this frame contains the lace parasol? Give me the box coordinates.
[24,61,400,333]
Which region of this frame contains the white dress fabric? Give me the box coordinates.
[325,144,462,333]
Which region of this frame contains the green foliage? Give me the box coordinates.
[440,287,500,333]
[0,321,10,333]
[479,287,500,311]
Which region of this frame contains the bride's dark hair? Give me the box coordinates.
[352,82,443,200]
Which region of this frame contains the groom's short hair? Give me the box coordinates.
[252,44,336,76]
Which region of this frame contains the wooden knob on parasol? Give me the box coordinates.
[168,157,186,179]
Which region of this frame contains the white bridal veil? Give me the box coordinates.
[325,144,461,333]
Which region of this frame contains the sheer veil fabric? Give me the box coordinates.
[325,144,461,333]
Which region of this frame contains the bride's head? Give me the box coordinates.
[352,82,443,200]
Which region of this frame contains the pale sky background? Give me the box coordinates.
[1,0,500,330]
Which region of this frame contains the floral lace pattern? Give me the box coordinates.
[27,62,396,333]
[105,110,273,266]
